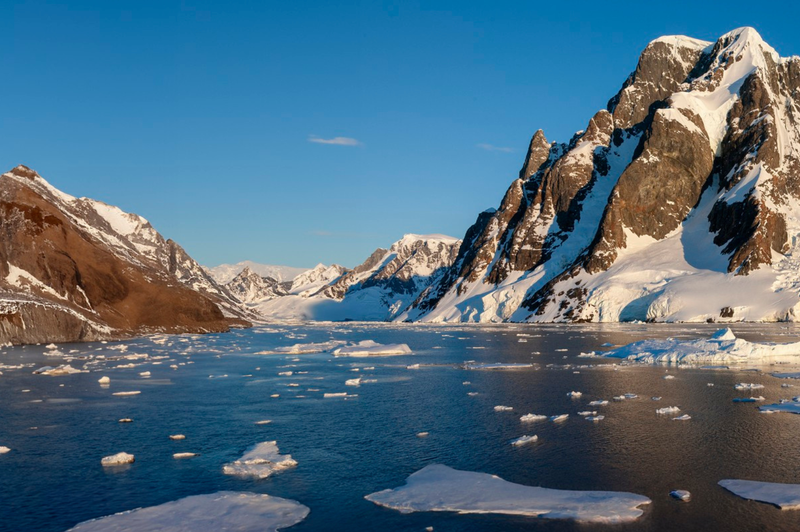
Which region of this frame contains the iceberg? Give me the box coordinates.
[66,491,309,531]
[332,341,412,357]
[520,414,547,423]
[670,490,691,502]
[494,406,514,412]
[222,441,297,480]
[101,452,135,466]
[656,406,681,415]
[365,464,651,523]
[550,414,569,422]
[604,328,800,365]
[719,479,800,509]
[510,435,538,446]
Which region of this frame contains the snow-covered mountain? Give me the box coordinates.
[206,261,308,284]
[225,266,289,303]
[0,165,252,344]
[405,27,800,323]
[233,234,460,321]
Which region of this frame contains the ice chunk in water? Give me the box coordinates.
[510,435,538,446]
[102,452,134,466]
[719,479,800,509]
[365,464,651,523]
[494,406,514,412]
[222,441,297,479]
[670,490,691,502]
[66,491,309,531]
[656,407,681,415]
[520,414,547,422]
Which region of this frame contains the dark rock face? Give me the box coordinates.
[409,28,800,323]
[0,166,249,344]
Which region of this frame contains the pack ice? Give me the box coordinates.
[365,464,651,523]
[332,341,412,357]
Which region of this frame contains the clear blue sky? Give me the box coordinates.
[4,1,800,268]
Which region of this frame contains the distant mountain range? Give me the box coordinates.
[5,27,800,344]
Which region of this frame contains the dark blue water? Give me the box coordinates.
[2,323,800,531]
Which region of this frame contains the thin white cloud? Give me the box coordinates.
[308,135,362,146]
[477,143,513,153]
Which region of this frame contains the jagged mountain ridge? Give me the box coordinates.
[405,27,800,323]
[206,261,309,285]
[236,234,460,321]
[0,165,251,344]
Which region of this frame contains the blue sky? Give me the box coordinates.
[4,1,800,268]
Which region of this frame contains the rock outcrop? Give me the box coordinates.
[0,166,251,344]
[406,27,800,323]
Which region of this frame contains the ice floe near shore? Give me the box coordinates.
[66,491,310,531]
[332,341,412,357]
[719,479,800,509]
[604,328,800,365]
[222,441,297,479]
[365,464,651,523]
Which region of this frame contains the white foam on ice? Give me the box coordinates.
[365,464,651,523]
[66,491,309,531]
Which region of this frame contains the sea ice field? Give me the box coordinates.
[3,323,800,531]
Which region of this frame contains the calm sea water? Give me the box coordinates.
[2,323,800,531]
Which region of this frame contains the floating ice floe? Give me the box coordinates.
[332,341,412,357]
[345,377,362,386]
[255,420,272,425]
[98,376,110,385]
[169,434,186,440]
[719,479,800,509]
[589,400,609,406]
[0,446,10,454]
[33,365,82,376]
[278,371,293,376]
[494,406,513,412]
[118,418,133,423]
[467,392,479,396]
[323,392,357,398]
[772,372,800,379]
[511,435,538,446]
[663,375,675,380]
[101,452,134,466]
[673,415,691,421]
[577,411,597,417]
[734,383,764,390]
[139,371,150,377]
[670,490,691,502]
[586,416,604,422]
[173,453,198,459]
[604,328,800,365]
[222,441,297,479]
[463,363,533,370]
[652,397,662,401]
[567,391,582,398]
[520,414,548,422]
[112,391,141,396]
[656,406,681,414]
[732,396,765,402]
[365,464,651,523]
[256,341,346,355]
[66,491,310,531]
[550,414,569,422]
[759,398,800,414]
[417,432,429,438]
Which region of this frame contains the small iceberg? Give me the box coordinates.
[494,405,514,412]
[672,415,691,421]
[112,391,141,396]
[222,441,297,479]
[332,341,412,357]
[98,376,110,385]
[0,446,10,454]
[656,406,681,415]
[670,490,691,502]
[732,396,765,403]
[520,414,547,423]
[589,400,609,406]
[550,414,569,422]
[567,391,582,398]
[719,479,800,509]
[169,434,186,440]
[66,491,309,531]
[510,435,538,446]
[101,452,134,466]
[365,464,651,523]
[173,452,198,459]
[734,383,764,390]
[585,415,604,422]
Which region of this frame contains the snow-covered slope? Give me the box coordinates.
[406,27,800,323]
[206,261,308,284]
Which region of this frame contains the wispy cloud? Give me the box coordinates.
[477,143,514,153]
[308,135,362,146]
